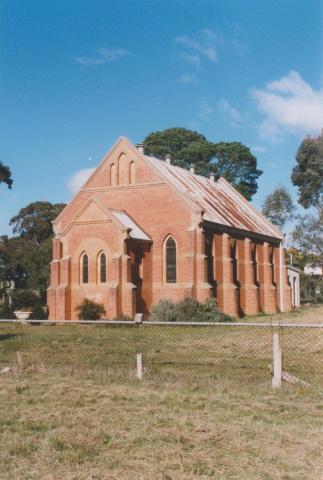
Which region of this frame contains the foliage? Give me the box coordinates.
[291,134,323,209]
[143,127,262,200]
[0,301,15,319]
[12,289,40,310]
[292,206,323,263]
[10,201,66,245]
[150,297,231,322]
[212,142,262,200]
[285,247,306,270]
[300,273,323,304]
[0,161,12,189]
[28,303,48,320]
[75,299,106,320]
[0,202,66,297]
[262,185,295,230]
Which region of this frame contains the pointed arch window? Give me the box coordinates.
[269,246,275,285]
[251,244,258,285]
[165,236,177,283]
[82,253,89,284]
[129,161,136,184]
[99,252,107,283]
[110,163,117,186]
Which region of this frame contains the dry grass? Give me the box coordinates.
[246,304,323,324]
[0,306,322,479]
[0,372,322,480]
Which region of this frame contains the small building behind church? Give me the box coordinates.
[48,137,293,320]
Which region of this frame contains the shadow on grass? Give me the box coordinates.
[0,333,18,342]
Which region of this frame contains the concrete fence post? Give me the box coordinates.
[136,352,143,379]
[272,326,282,389]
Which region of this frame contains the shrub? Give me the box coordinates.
[12,289,39,311]
[0,301,16,319]
[300,274,323,304]
[75,299,106,320]
[150,299,177,322]
[150,297,232,322]
[28,303,48,320]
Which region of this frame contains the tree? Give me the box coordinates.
[0,161,13,189]
[262,185,295,230]
[143,127,262,200]
[10,201,66,245]
[291,133,323,209]
[0,202,66,298]
[292,206,323,263]
[212,142,262,200]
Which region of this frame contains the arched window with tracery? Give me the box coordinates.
[99,252,107,283]
[81,253,89,284]
[165,236,177,283]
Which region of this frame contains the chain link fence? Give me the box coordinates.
[0,319,322,387]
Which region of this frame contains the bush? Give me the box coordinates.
[150,299,177,322]
[300,274,323,304]
[0,301,16,319]
[75,299,106,320]
[150,297,232,322]
[28,303,48,320]
[12,289,39,310]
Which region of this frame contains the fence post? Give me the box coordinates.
[272,325,282,389]
[136,352,143,379]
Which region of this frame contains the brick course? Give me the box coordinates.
[48,137,292,319]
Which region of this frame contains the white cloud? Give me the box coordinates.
[178,73,198,84]
[177,52,200,67]
[68,168,95,194]
[198,99,214,120]
[251,71,323,139]
[175,31,218,65]
[76,47,129,66]
[251,146,267,153]
[218,98,241,127]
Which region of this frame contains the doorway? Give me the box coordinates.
[127,240,151,314]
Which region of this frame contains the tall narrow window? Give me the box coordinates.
[110,163,117,186]
[129,161,136,184]
[230,240,238,285]
[251,244,258,285]
[269,247,275,285]
[165,236,177,283]
[99,253,107,283]
[82,254,89,284]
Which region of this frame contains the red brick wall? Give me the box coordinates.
[48,139,293,320]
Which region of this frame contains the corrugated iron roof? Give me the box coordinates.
[144,154,283,240]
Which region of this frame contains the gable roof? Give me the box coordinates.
[54,136,282,241]
[56,196,151,241]
[143,152,283,240]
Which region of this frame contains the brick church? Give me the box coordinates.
[48,137,292,320]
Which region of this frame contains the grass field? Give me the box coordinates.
[0,305,322,479]
[0,373,322,479]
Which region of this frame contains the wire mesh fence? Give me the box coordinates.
[0,319,322,387]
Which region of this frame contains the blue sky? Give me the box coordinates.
[0,0,322,235]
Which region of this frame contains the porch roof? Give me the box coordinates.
[110,210,151,241]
